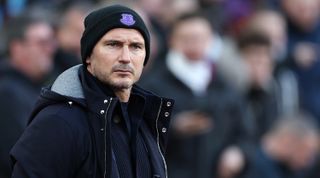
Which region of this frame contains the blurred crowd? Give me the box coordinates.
[1,0,320,178]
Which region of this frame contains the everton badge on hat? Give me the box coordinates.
[120,13,136,26]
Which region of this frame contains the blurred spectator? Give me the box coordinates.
[0,13,56,177]
[135,0,169,66]
[281,0,320,33]
[243,112,319,178]
[245,9,288,63]
[242,9,299,114]
[136,0,200,70]
[53,2,93,75]
[137,0,199,30]
[140,12,248,178]
[236,32,281,142]
[210,32,250,93]
[280,0,320,125]
[129,0,166,70]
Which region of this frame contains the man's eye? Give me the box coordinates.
[106,42,120,47]
[108,43,116,46]
[131,44,143,49]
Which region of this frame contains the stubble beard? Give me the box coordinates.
[96,71,133,92]
[109,80,132,91]
[92,64,140,93]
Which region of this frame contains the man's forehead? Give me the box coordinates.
[102,28,144,41]
[25,22,53,38]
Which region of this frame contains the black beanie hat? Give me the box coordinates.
[81,5,150,65]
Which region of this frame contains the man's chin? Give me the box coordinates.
[110,81,132,90]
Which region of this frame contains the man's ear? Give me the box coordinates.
[86,57,93,73]
[86,57,91,65]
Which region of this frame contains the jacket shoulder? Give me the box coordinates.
[34,102,89,134]
[10,103,90,177]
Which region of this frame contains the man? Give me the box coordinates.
[280,0,320,125]
[243,10,299,115]
[140,12,248,178]
[235,32,281,143]
[0,13,56,178]
[53,2,94,75]
[243,112,319,178]
[10,5,174,178]
[242,9,287,65]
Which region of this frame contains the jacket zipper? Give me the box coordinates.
[104,97,113,178]
[155,98,168,178]
[102,97,167,178]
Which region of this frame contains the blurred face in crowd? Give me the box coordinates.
[137,0,166,17]
[287,133,319,170]
[12,22,56,80]
[241,45,273,88]
[281,0,320,31]
[168,0,200,22]
[86,28,146,92]
[170,17,213,61]
[248,11,287,60]
[57,8,86,57]
[266,122,319,171]
[138,0,199,28]
[279,133,319,170]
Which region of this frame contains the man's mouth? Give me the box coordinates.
[114,69,133,75]
[112,64,134,76]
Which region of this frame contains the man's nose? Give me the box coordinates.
[119,46,131,63]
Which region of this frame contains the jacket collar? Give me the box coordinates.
[51,64,85,99]
[49,64,174,127]
[49,64,172,113]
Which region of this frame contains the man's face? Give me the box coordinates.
[242,45,273,88]
[288,134,319,170]
[282,0,320,30]
[58,9,86,56]
[23,22,56,76]
[170,18,213,61]
[86,28,146,91]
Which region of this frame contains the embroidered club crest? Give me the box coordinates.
[120,13,136,26]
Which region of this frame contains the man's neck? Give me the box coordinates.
[114,88,131,102]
